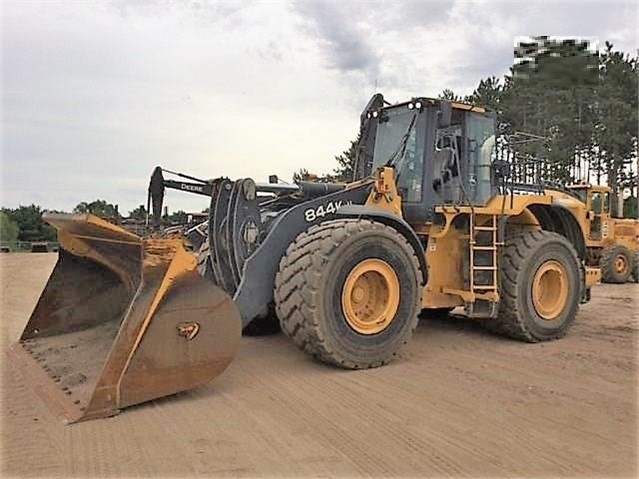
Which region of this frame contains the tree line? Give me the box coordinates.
[0,201,190,243]
[442,38,637,215]
[299,38,637,217]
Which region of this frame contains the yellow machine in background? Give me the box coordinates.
[564,184,639,283]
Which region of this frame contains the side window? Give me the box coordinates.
[603,193,610,213]
[431,124,462,203]
[590,192,602,213]
[465,113,495,204]
[575,189,587,204]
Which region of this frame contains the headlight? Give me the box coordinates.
[407,102,414,110]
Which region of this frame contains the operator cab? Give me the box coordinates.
[368,98,496,223]
[567,183,612,240]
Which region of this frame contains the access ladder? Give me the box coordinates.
[467,213,500,317]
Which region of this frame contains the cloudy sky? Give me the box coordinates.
[2,0,637,214]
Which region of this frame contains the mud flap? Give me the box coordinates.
[9,213,241,423]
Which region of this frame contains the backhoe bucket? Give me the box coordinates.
[9,213,241,424]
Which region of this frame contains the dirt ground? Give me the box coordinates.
[1,253,637,478]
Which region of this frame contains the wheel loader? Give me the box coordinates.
[11,94,601,423]
[563,183,639,283]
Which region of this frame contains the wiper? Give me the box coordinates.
[384,113,418,169]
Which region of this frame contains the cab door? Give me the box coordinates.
[588,191,610,241]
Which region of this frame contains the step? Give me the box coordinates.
[472,246,497,251]
[474,226,497,231]
[473,285,497,290]
[473,266,497,270]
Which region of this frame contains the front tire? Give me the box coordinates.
[488,230,582,342]
[601,244,632,284]
[274,219,422,369]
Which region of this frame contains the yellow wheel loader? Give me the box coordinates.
[563,183,639,283]
[13,95,601,422]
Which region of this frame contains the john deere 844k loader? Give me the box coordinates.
[12,94,601,422]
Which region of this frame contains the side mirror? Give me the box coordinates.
[438,102,452,128]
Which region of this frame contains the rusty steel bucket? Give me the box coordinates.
[9,213,241,423]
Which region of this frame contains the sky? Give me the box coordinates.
[2,0,638,215]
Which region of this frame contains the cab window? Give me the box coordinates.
[602,192,610,213]
[590,192,602,213]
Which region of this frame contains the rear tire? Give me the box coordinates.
[601,244,632,284]
[631,250,639,283]
[274,219,422,369]
[488,230,581,342]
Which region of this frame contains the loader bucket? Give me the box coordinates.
[9,213,241,424]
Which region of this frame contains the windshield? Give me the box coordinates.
[372,109,416,169]
[372,108,424,202]
[573,188,587,203]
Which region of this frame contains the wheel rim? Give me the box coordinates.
[532,260,569,321]
[614,254,628,274]
[341,258,400,334]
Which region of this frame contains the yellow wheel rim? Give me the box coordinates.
[614,254,628,274]
[341,258,400,334]
[532,260,569,321]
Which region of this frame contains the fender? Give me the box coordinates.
[233,183,372,327]
[528,203,586,259]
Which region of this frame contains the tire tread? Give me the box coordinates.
[487,230,581,342]
[600,244,632,284]
[274,219,421,369]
